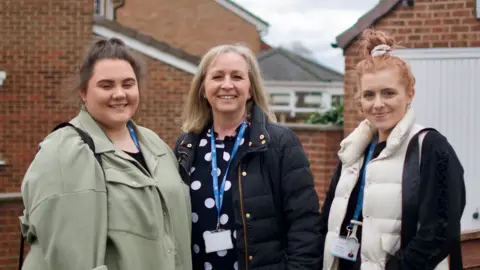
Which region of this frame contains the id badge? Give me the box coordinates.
[203,230,234,254]
[330,236,360,262]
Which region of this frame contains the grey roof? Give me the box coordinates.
[257,48,344,82]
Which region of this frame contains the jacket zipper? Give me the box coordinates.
[238,164,249,269]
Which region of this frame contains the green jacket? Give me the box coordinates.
[20,108,192,270]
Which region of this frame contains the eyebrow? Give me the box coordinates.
[363,87,395,92]
[381,88,397,92]
[96,77,136,83]
[209,69,245,74]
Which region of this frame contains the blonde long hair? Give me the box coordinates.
[181,44,276,134]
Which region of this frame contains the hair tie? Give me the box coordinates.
[371,44,392,57]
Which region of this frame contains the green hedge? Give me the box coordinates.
[305,104,343,126]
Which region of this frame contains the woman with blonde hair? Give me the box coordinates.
[174,44,321,269]
[318,29,466,270]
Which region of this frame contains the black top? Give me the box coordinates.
[189,124,250,270]
[124,150,150,174]
[319,130,466,270]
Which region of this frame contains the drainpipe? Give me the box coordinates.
[113,0,125,20]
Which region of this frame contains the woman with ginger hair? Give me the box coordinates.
[174,44,322,269]
[318,29,466,270]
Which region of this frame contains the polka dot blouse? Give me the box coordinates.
[190,125,250,270]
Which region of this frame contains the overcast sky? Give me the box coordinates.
[234,0,380,73]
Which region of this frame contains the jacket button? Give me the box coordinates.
[187,143,192,148]
[259,134,265,139]
[249,255,253,261]
[248,141,252,146]
[246,213,251,219]
[261,140,266,144]
[242,171,247,176]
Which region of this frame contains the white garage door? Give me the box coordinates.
[395,47,480,232]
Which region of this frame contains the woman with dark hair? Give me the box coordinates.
[20,38,192,270]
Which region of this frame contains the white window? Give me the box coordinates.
[94,0,114,20]
[0,71,6,85]
[477,0,480,18]
[394,47,480,232]
[331,95,344,107]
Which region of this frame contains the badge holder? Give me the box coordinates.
[330,220,362,262]
[204,122,245,254]
[203,220,234,254]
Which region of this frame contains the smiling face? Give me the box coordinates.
[80,59,139,129]
[360,67,414,137]
[203,51,251,119]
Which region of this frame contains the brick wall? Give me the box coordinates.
[0,0,93,191]
[0,1,92,268]
[342,0,480,266]
[115,0,262,57]
[0,199,28,270]
[287,125,343,203]
[343,0,480,133]
[462,230,480,269]
[134,58,193,146]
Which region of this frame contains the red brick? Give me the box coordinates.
[429,3,446,10]
[452,25,470,32]
[290,128,343,202]
[115,0,262,56]
[407,20,423,26]
[0,201,26,270]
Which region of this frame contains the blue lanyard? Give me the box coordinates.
[127,122,140,150]
[349,137,377,229]
[211,121,247,228]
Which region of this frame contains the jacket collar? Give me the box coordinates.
[72,107,115,154]
[248,103,270,150]
[338,108,417,166]
[178,103,271,159]
[72,107,166,173]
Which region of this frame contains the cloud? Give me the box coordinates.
[234,0,379,72]
[236,0,378,13]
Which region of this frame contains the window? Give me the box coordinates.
[0,71,6,86]
[94,0,114,20]
[477,0,480,18]
[0,152,5,166]
[331,94,344,107]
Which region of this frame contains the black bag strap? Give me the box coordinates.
[18,235,24,270]
[51,123,103,167]
[18,122,103,270]
[401,127,436,248]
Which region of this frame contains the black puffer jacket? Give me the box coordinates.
[174,104,322,270]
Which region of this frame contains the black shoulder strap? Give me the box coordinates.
[18,122,104,270]
[401,127,437,248]
[51,122,103,167]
